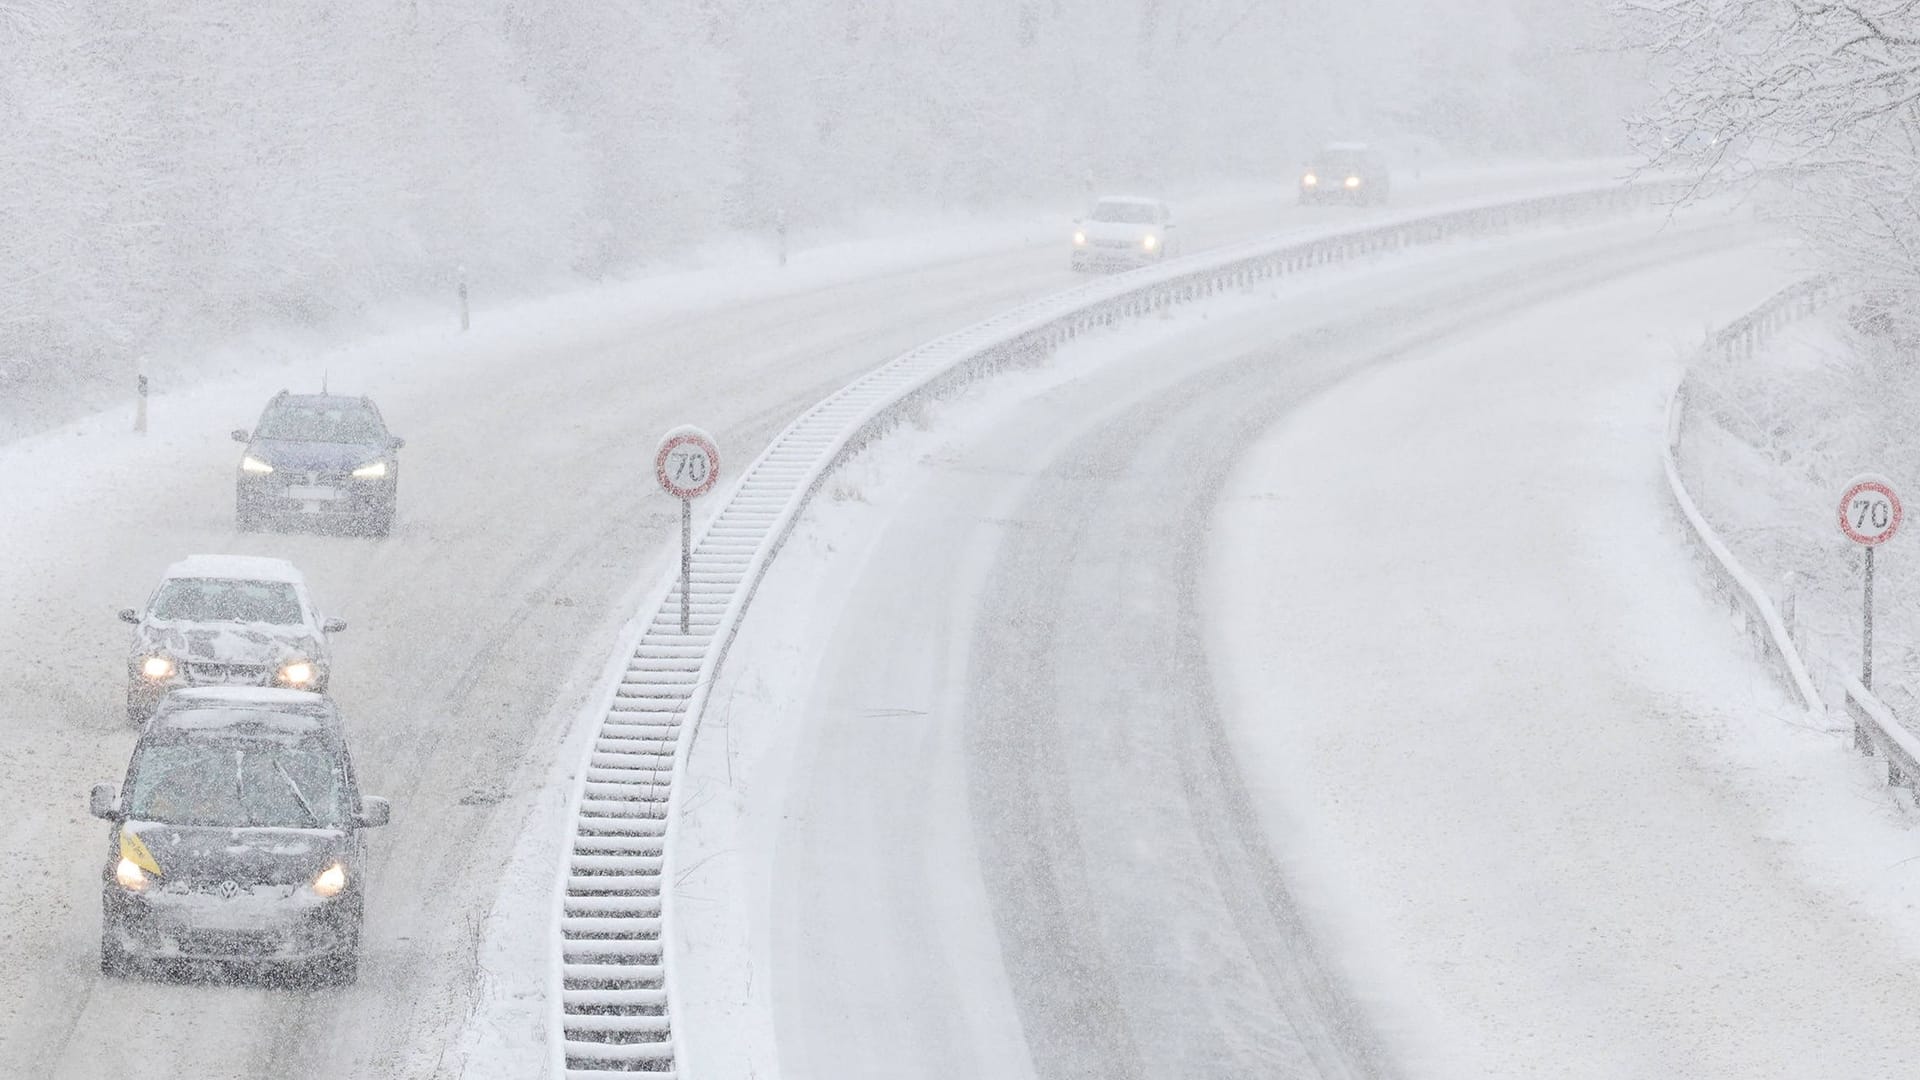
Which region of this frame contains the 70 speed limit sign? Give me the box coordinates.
[656,427,720,500]
[1840,475,1902,546]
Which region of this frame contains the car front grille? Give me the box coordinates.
[184,662,271,686]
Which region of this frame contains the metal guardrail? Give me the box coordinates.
[1661,276,1834,713]
[1844,674,1920,791]
[548,175,1700,1080]
[1663,275,1920,792]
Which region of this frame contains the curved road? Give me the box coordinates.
[695,213,1792,1078]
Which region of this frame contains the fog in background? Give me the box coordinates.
[0,0,1642,420]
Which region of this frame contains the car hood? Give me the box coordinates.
[135,620,323,666]
[125,820,345,887]
[248,438,383,473]
[1081,220,1159,242]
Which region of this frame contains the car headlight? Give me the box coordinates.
[241,455,275,474]
[350,460,388,479]
[1344,175,1362,189]
[1142,234,1159,251]
[311,862,347,898]
[140,655,175,680]
[1072,230,1087,246]
[1302,172,1318,187]
[278,660,316,686]
[115,857,151,892]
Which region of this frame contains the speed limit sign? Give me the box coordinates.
[656,427,720,500]
[1840,475,1902,546]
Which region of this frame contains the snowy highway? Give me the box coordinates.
[0,172,1580,1078]
[684,208,1920,1078]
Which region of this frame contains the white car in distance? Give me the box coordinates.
[1071,196,1179,271]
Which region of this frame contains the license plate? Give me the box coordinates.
[285,485,340,501]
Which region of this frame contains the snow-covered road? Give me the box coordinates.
[683,211,1904,1078]
[1207,253,1920,1077]
[0,169,1585,1078]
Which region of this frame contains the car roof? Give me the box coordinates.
[1323,141,1372,152]
[147,689,341,742]
[162,554,306,585]
[1093,195,1164,206]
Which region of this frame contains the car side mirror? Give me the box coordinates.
[356,796,391,829]
[117,608,140,625]
[230,429,250,443]
[89,783,122,821]
[323,618,347,633]
[387,436,405,451]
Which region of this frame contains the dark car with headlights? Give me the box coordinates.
[89,688,390,984]
[234,390,404,536]
[121,555,346,723]
[1299,142,1390,206]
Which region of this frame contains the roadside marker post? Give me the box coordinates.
[1839,473,1902,689]
[656,426,721,634]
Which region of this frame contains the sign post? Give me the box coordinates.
[656,427,721,635]
[1838,474,1902,689]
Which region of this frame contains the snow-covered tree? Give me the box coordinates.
[1624,0,1920,301]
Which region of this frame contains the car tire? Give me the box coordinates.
[126,693,152,726]
[367,504,394,538]
[236,501,265,533]
[100,924,134,978]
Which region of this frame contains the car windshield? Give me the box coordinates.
[1315,153,1369,174]
[151,578,303,625]
[126,741,347,828]
[255,401,385,443]
[1089,201,1159,224]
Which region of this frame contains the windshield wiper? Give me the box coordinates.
[271,759,320,827]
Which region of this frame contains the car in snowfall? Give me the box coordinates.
[1071,196,1180,270]
[233,390,405,536]
[1299,142,1390,205]
[90,687,390,983]
[120,554,346,723]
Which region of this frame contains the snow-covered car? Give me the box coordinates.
[89,687,390,983]
[234,390,405,536]
[1300,142,1390,205]
[119,555,346,723]
[1070,196,1180,271]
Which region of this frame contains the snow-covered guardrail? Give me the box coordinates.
[549,175,1697,1080]
[1660,277,1834,714]
[1843,674,1920,792]
[1665,277,1920,805]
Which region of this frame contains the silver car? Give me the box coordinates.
[119,555,346,722]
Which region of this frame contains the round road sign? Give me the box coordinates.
[1840,475,1902,546]
[656,427,720,500]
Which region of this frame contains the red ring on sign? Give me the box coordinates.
[1839,479,1902,546]
[656,433,720,499]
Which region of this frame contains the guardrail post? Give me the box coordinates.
[133,356,148,435]
[457,265,470,332]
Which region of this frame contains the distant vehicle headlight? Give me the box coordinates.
[1072,230,1087,246]
[350,460,388,479]
[241,455,275,474]
[1143,234,1159,251]
[311,862,347,898]
[1302,172,1319,187]
[115,857,151,892]
[140,655,174,680]
[278,660,316,686]
[1344,175,1362,189]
